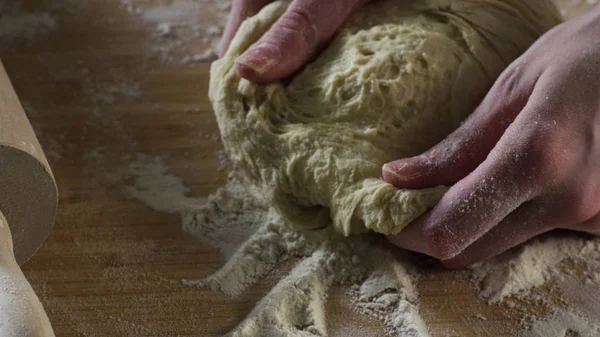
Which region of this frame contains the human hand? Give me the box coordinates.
[220,0,369,83]
[382,7,600,268]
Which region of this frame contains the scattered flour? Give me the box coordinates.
[119,152,600,337]
[122,154,430,336]
[121,0,230,64]
[82,75,140,105]
[350,263,429,337]
[523,309,600,337]
[471,236,590,303]
[472,235,600,336]
[124,154,204,215]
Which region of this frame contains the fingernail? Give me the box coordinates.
[236,43,281,75]
[382,157,429,182]
[382,160,421,182]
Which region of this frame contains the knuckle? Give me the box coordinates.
[495,66,523,98]
[278,7,318,49]
[517,128,571,185]
[493,57,536,105]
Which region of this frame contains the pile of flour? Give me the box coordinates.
[121,154,600,337]
[123,155,429,336]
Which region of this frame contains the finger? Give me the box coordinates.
[235,0,369,83]
[441,201,553,269]
[220,0,274,57]
[382,59,537,189]
[387,95,554,260]
[387,210,433,256]
[386,154,537,260]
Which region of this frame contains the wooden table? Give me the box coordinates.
[1,0,594,336]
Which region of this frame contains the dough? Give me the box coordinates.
[210,0,560,235]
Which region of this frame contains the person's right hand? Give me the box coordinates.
[383,5,600,268]
[220,0,369,83]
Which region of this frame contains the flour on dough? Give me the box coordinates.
[210,0,560,235]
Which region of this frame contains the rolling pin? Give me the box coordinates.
[0,60,58,335]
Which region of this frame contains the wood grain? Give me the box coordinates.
[0,0,593,336]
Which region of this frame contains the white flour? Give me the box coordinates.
[123,155,429,336]
[474,236,600,336]
[81,72,140,106]
[524,310,600,337]
[471,236,590,303]
[121,0,230,64]
[350,263,429,337]
[120,153,600,337]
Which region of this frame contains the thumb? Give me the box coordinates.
[235,0,369,83]
[220,0,274,57]
[382,67,534,189]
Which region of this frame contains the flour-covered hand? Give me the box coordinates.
[220,0,369,83]
[383,6,600,268]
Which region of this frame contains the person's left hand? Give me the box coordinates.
[220,0,369,83]
[381,7,600,268]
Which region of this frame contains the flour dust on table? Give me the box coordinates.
[121,153,600,337]
[121,0,231,64]
[126,164,432,336]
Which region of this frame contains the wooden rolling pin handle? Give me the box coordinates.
[0,59,57,265]
[0,210,55,336]
[0,59,58,333]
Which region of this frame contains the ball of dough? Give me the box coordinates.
[210,0,561,235]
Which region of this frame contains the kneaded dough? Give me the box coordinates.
[210,0,560,235]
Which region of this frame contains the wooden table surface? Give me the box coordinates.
[1,0,594,336]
